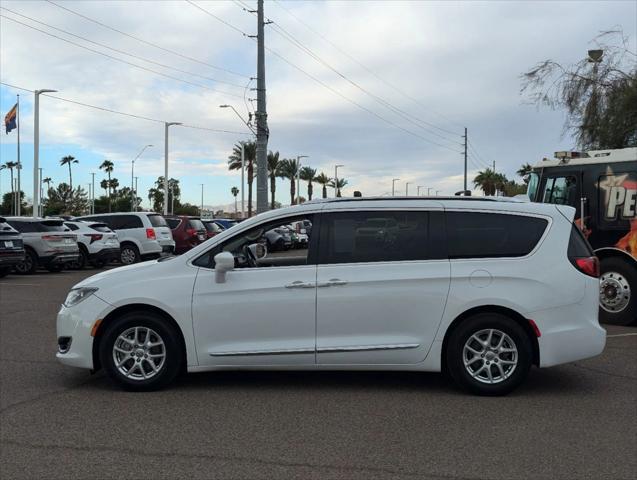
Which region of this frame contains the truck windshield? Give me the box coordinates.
[527,172,540,201]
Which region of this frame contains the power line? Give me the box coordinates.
[191,1,462,152]
[0,81,248,135]
[0,14,244,99]
[272,0,463,134]
[185,0,251,38]
[0,7,247,89]
[45,0,250,79]
[468,139,492,168]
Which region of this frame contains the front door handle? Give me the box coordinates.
[285,281,315,289]
[317,278,348,287]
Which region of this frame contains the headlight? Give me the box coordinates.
[63,287,98,308]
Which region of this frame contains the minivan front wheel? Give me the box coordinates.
[99,311,183,391]
[446,313,532,396]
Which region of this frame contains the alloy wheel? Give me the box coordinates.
[121,248,136,265]
[463,329,518,384]
[112,326,166,381]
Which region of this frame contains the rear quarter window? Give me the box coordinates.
[446,211,548,259]
[148,215,168,227]
[38,221,66,232]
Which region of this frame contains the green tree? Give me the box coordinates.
[315,172,331,199]
[99,159,115,212]
[277,158,300,205]
[2,161,18,213]
[328,178,348,197]
[231,186,239,216]
[43,183,89,216]
[521,29,637,149]
[228,141,256,216]
[300,166,317,201]
[267,150,280,209]
[59,155,78,190]
[148,176,180,213]
[516,163,533,184]
[0,190,26,215]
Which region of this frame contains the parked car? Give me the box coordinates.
[201,219,224,239]
[213,218,237,230]
[165,216,207,254]
[6,217,79,274]
[75,212,175,265]
[63,221,120,269]
[265,226,292,251]
[0,217,25,278]
[57,197,605,395]
[287,221,309,248]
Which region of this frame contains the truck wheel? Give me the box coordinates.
[599,257,637,326]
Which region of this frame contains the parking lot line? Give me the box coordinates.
[0,283,43,287]
[607,333,637,337]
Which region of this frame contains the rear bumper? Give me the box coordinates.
[41,253,80,266]
[88,248,120,262]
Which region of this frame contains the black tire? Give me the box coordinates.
[0,267,10,278]
[14,249,38,275]
[446,313,532,396]
[599,257,637,326]
[46,264,63,273]
[120,244,140,265]
[70,247,87,270]
[99,311,183,391]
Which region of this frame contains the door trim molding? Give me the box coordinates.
[209,343,420,356]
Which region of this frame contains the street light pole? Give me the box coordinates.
[91,172,95,214]
[164,122,181,216]
[405,182,412,196]
[33,88,57,218]
[334,164,344,198]
[132,144,153,212]
[134,176,138,210]
[38,167,42,217]
[392,178,400,196]
[296,155,308,204]
[436,190,441,196]
[427,187,433,196]
[200,183,204,215]
[417,186,423,196]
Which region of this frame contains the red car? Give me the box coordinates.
[201,219,225,239]
[165,216,207,254]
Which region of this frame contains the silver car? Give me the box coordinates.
[5,217,80,274]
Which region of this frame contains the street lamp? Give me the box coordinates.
[334,164,344,198]
[417,185,423,196]
[33,88,57,217]
[219,104,256,135]
[427,187,433,196]
[296,155,308,204]
[200,183,204,215]
[164,123,181,216]
[392,178,400,196]
[134,176,139,210]
[405,182,412,196]
[132,144,153,211]
[435,190,441,196]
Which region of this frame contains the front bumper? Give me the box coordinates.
[56,293,112,369]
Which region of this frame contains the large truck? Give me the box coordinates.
[527,147,637,325]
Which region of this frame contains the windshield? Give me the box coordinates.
[527,172,540,201]
[148,214,168,227]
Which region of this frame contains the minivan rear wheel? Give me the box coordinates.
[446,313,532,396]
[599,257,636,326]
[99,311,183,391]
[120,244,140,265]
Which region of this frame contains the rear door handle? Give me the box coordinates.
[285,281,315,289]
[317,278,348,287]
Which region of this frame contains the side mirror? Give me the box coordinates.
[214,251,235,283]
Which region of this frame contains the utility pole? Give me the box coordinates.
[255,0,269,214]
[463,127,468,192]
[38,167,42,216]
[392,178,400,196]
[91,172,95,214]
[200,183,204,215]
[405,182,411,196]
[33,88,57,218]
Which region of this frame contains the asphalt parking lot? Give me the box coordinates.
[1,268,635,480]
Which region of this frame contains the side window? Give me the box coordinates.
[542,176,578,206]
[65,223,79,231]
[112,215,143,230]
[446,212,548,259]
[318,210,442,264]
[166,218,181,229]
[9,221,34,233]
[193,215,315,269]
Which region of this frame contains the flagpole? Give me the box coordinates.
[16,94,21,216]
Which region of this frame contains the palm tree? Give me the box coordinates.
[228,141,256,216]
[517,163,533,184]
[267,150,280,209]
[300,166,317,201]
[42,177,52,198]
[60,155,78,189]
[231,186,239,217]
[99,159,114,211]
[277,158,300,205]
[328,178,348,197]
[315,172,331,199]
[473,168,507,196]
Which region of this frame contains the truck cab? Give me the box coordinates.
[527,147,637,325]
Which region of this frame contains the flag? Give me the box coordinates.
[4,103,17,134]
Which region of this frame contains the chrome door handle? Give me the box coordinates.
[285,281,315,289]
[317,279,348,287]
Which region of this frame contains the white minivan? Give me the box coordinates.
[57,198,605,395]
[76,212,175,265]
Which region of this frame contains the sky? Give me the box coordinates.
[1,0,636,210]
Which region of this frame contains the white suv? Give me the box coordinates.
[64,221,120,269]
[75,213,175,265]
[57,198,605,395]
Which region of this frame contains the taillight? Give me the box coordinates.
[146,228,156,240]
[84,233,103,244]
[574,257,600,278]
[42,235,62,242]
